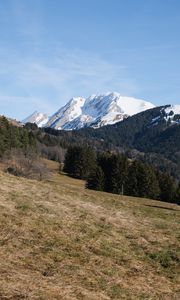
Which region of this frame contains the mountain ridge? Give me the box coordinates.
[23,92,155,129]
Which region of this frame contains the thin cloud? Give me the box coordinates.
[0,46,140,118]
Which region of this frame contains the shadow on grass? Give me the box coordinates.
[144,204,179,211]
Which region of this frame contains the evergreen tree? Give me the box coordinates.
[0,116,11,153]
[0,116,36,156]
[97,152,112,192]
[126,161,139,197]
[83,148,178,204]
[126,161,160,199]
[63,145,96,179]
[97,153,128,194]
[86,166,104,191]
[175,183,180,205]
[157,171,176,202]
[20,130,29,153]
[109,154,128,194]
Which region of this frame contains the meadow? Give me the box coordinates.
[0,160,179,299]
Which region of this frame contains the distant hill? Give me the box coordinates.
[77,105,180,151]
[43,105,180,179]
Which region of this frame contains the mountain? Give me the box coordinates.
[22,111,49,127]
[45,97,86,130]
[46,92,155,130]
[43,105,180,179]
[21,96,180,180]
[23,92,155,129]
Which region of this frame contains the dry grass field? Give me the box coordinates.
[0,160,179,299]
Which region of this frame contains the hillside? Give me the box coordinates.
[0,163,179,299]
[42,106,180,179]
[76,105,180,152]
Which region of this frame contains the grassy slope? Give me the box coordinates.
[0,161,179,299]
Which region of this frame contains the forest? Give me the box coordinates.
[0,116,179,204]
[63,146,180,204]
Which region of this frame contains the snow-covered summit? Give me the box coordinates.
[46,92,155,130]
[22,111,49,127]
[22,92,157,130]
[45,97,85,129]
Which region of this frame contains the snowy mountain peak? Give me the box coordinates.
[46,92,155,130]
[45,97,86,129]
[23,92,157,130]
[23,93,156,130]
[22,111,49,127]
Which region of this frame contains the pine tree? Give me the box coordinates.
[20,130,29,153]
[63,145,96,179]
[157,171,176,202]
[86,166,104,191]
[109,154,128,194]
[126,161,139,197]
[97,152,112,192]
[96,153,128,194]
[175,183,180,205]
[126,161,160,199]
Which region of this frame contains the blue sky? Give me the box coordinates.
[0,0,180,119]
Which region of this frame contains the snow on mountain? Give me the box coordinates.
[164,104,180,121]
[163,105,180,124]
[150,105,180,126]
[22,111,49,127]
[45,97,85,129]
[46,92,155,130]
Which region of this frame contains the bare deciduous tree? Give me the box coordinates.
[4,149,51,180]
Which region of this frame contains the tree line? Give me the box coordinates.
[64,146,180,204]
[0,116,36,156]
[0,116,179,202]
[0,117,49,180]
